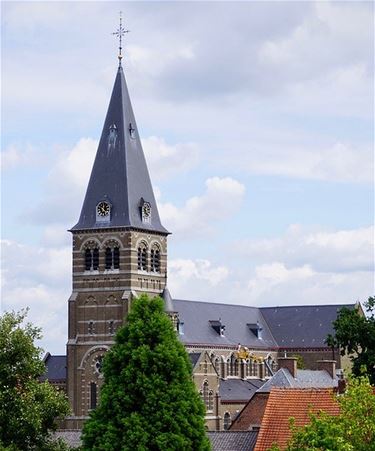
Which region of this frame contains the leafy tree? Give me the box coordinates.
[268,376,375,451]
[0,310,70,451]
[291,354,305,369]
[82,294,210,451]
[327,296,375,384]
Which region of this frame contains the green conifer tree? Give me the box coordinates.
[81,295,210,451]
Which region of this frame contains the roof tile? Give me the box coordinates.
[254,388,340,451]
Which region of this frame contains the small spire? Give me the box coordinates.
[112,11,129,66]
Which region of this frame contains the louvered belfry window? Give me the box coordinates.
[150,247,161,272]
[113,247,120,268]
[85,248,99,271]
[85,249,92,270]
[92,248,99,270]
[105,246,120,270]
[137,244,148,271]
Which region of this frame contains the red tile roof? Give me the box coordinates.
[254,388,340,451]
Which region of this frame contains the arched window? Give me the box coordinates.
[88,321,95,335]
[214,357,221,376]
[85,248,99,271]
[229,354,239,377]
[90,382,97,409]
[108,320,115,335]
[223,412,231,430]
[137,243,148,271]
[105,246,120,270]
[248,358,259,377]
[208,390,214,412]
[150,245,161,272]
[200,380,213,412]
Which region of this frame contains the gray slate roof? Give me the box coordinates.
[257,368,338,393]
[71,66,168,234]
[162,287,175,313]
[174,299,277,349]
[220,378,265,402]
[41,354,66,381]
[189,352,201,368]
[208,431,258,451]
[260,304,354,348]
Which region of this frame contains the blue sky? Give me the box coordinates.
[1,1,374,354]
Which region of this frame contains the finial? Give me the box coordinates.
[112,11,129,66]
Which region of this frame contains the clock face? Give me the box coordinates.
[142,202,151,217]
[97,201,110,217]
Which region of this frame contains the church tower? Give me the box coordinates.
[66,56,169,425]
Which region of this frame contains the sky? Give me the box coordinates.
[1,1,374,355]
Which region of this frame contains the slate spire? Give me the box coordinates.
[71,66,168,234]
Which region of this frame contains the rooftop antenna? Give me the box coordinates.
[112,11,129,66]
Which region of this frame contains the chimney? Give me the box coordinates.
[337,378,346,394]
[317,360,336,379]
[278,357,298,378]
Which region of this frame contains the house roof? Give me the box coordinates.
[40,354,66,381]
[71,66,168,234]
[257,368,338,393]
[220,378,265,402]
[254,388,340,451]
[174,299,278,349]
[208,431,258,451]
[174,299,354,350]
[260,304,354,348]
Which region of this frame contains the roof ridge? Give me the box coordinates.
[260,303,355,309]
[174,298,260,309]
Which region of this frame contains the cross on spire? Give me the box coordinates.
[112,11,129,66]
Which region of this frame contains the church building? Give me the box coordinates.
[46,39,355,432]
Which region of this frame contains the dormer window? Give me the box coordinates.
[247,323,262,339]
[209,320,225,336]
[140,198,151,223]
[108,123,118,149]
[129,122,136,139]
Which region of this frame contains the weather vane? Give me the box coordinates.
[112,11,129,66]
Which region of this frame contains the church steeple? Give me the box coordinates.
[71,66,168,234]
[66,22,170,424]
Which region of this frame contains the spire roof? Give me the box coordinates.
[71,66,168,234]
[162,287,175,313]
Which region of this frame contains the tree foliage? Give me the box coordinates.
[269,376,375,451]
[81,294,210,451]
[0,310,70,450]
[327,296,375,384]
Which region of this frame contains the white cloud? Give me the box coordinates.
[1,144,45,170]
[25,138,97,227]
[1,239,70,354]
[245,263,371,307]
[168,258,229,301]
[228,140,373,183]
[48,137,97,191]
[235,225,374,273]
[142,136,200,180]
[170,259,229,287]
[159,176,245,236]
